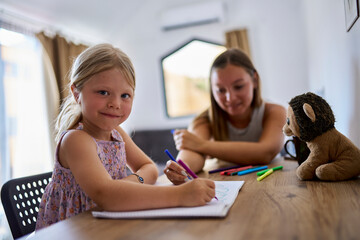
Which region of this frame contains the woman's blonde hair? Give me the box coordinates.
[54,43,135,143]
[190,48,262,141]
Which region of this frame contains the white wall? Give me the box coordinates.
[118,0,309,134]
[3,0,358,146]
[116,0,360,147]
[303,0,360,146]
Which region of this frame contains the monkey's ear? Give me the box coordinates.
[303,103,316,122]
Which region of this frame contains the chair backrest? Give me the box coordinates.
[131,129,177,165]
[1,172,52,239]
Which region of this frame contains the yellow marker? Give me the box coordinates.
[257,169,274,181]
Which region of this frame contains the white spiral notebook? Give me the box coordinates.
[92,181,244,219]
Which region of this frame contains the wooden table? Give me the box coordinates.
[24,157,360,240]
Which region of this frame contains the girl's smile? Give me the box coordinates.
[100,111,122,118]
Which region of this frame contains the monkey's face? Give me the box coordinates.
[283,106,300,137]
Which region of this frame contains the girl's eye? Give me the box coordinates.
[286,118,290,125]
[98,90,109,96]
[121,93,131,99]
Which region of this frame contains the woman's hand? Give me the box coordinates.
[173,129,206,152]
[177,178,215,206]
[163,160,190,185]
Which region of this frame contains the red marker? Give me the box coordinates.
[221,166,253,175]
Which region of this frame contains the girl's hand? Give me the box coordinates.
[177,178,215,206]
[163,160,189,185]
[173,130,205,152]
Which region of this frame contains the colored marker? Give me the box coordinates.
[171,129,175,134]
[164,149,191,180]
[256,166,283,176]
[221,166,253,175]
[178,159,218,200]
[257,169,274,181]
[165,149,177,162]
[237,166,268,176]
[210,165,243,174]
[177,160,198,179]
[230,165,261,176]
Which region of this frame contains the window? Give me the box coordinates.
[0,28,53,238]
[161,39,226,118]
[0,28,52,179]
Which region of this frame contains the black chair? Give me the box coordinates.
[131,129,178,174]
[1,172,52,239]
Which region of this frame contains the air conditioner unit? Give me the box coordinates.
[160,1,225,31]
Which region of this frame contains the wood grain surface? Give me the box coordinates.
[23,157,360,240]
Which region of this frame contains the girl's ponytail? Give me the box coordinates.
[54,93,81,143]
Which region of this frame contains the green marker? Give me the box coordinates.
[257,166,283,176]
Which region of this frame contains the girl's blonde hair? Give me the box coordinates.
[55,43,135,143]
[190,48,262,141]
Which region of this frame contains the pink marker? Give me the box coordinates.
[178,159,218,200]
[177,159,198,179]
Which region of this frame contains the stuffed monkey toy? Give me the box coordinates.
[283,92,360,181]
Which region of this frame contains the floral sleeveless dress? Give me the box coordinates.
[36,124,127,230]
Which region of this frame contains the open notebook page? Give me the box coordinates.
[92,181,244,219]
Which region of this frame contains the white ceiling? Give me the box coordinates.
[0,0,192,44]
[0,0,147,43]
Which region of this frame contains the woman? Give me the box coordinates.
[164,48,286,184]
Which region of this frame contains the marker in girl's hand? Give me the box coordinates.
[165,149,177,162]
[177,159,218,200]
[164,149,191,180]
[164,149,217,200]
[177,160,197,179]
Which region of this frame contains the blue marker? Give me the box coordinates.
[164,149,177,162]
[164,149,191,180]
[171,129,175,134]
[237,166,268,176]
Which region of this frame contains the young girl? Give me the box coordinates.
[164,48,286,185]
[36,43,215,229]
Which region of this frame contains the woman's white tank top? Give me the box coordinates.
[227,102,265,142]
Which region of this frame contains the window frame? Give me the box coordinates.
[160,38,225,119]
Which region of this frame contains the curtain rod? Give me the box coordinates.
[0,8,95,45]
[0,8,52,35]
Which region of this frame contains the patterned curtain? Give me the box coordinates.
[36,32,88,156]
[36,32,88,105]
[225,29,251,58]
